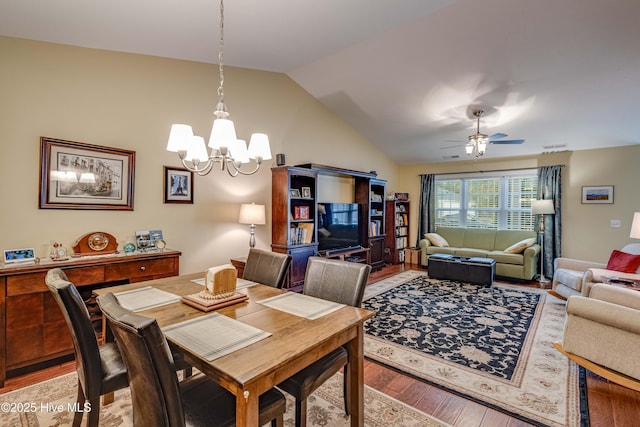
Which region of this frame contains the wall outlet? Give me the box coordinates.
[610,219,621,228]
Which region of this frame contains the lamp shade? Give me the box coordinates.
[167,124,194,152]
[630,212,640,239]
[239,203,266,225]
[248,133,272,160]
[208,118,237,150]
[185,136,209,162]
[532,199,555,215]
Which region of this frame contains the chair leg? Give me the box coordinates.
[72,380,85,427]
[271,414,284,427]
[343,365,350,416]
[183,367,193,378]
[295,397,308,427]
[101,391,115,405]
[86,397,101,427]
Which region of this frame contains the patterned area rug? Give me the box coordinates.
[0,371,450,427]
[363,270,588,427]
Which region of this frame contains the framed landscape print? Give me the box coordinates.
[39,137,135,210]
[164,166,194,204]
[581,185,614,204]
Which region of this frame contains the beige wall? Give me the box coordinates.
[0,37,398,274]
[398,146,640,262]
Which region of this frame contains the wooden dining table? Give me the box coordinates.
[93,272,374,426]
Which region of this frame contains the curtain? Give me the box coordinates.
[537,166,562,279]
[417,174,436,246]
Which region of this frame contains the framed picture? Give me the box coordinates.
[164,166,194,204]
[294,206,310,220]
[39,137,135,210]
[290,189,301,198]
[301,186,312,198]
[582,185,614,204]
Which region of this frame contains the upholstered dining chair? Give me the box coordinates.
[242,248,292,288]
[45,268,129,427]
[97,292,286,427]
[277,256,371,427]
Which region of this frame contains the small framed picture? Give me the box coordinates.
[290,189,301,198]
[294,206,310,220]
[301,186,312,198]
[582,185,614,204]
[164,166,194,204]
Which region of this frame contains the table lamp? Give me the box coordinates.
[239,203,266,248]
[532,199,555,284]
[629,212,640,252]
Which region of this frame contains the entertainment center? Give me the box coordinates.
[271,164,386,290]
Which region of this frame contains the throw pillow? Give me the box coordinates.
[606,250,640,273]
[425,233,449,247]
[504,237,536,254]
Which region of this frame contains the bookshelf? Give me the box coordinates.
[385,199,410,263]
[356,177,387,270]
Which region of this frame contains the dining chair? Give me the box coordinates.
[45,268,129,427]
[242,248,292,288]
[277,256,371,427]
[97,291,287,427]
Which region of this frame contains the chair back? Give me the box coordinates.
[45,268,102,400]
[97,292,184,427]
[242,248,292,288]
[303,257,371,307]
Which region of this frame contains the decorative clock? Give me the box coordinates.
[72,232,119,256]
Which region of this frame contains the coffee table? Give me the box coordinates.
[428,253,496,286]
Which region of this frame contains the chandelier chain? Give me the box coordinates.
[217,0,225,103]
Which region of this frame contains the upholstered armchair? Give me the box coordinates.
[550,243,640,300]
[555,283,640,391]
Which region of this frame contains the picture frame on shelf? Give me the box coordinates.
[290,189,301,198]
[581,185,614,204]
[164,166,194,204]
[4,248,36,264]
[301,186,312,198]
[135,230,164,251]
[39,137,136,210]
[294,205,310,220]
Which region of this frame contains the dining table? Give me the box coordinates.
[93,272,374,427]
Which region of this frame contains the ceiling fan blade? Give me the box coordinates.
[488,133,508,141]
[490,139,525,145]
[440,144,464,149]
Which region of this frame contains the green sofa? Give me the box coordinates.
[419,226,540,281]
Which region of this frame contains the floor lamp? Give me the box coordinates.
[239,203,266,248]
[532,199,555,285]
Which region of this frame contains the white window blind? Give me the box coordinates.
[434,171,537,230]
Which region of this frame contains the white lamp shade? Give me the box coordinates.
[208,118,237,150]
[185,136,209,162]
[248,133,272,160]
[79,173,96,184]
[239,203,266,225]
[228,139,249,163]
[167,124,194,152]
[532,199,555,215]
[630,212,640,239]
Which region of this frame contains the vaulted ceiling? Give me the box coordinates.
[2,0,639,164]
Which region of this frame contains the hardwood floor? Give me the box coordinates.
[2,263,639,426]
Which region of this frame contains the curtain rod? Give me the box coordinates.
[419,164,565,177]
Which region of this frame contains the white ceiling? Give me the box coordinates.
[2,0,639,164]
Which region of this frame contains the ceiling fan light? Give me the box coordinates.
[465,143,474,155]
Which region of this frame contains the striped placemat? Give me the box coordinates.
[114,286,181,312]
[257,293,344,320]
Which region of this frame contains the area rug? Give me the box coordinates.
[362,270,588,427]
[0,370,451,427]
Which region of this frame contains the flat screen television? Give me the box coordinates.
[317,203,361,252]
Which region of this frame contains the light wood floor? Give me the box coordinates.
[2,263,639,426]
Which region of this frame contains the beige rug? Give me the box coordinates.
[0,370,450,427]
[363,270,586,427]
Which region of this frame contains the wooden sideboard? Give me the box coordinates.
[0,249,181,386]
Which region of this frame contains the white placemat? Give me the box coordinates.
[162,313,271,361]
[191,277,257,289]
[257,293,344,320]
[114,286,181,312]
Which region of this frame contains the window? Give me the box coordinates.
[434,170,537,230]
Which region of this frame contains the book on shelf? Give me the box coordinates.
[369,220,382,236]
[290,223,314,245]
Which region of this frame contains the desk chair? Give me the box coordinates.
[45,268,129,427]
[277,257,371,427]
[97,292,286,427]
[242,248,291,288]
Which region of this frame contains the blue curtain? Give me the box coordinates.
[417,174,436,246]
[537,166,562,278]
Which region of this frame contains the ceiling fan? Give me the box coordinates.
[442,109,525,157]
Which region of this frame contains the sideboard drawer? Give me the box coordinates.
[6,266,106,296]
[105,258,176,281]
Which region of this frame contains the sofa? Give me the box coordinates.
[419,226,540,280]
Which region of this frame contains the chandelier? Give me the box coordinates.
[465,110,488,157]
[166,0,271,176]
